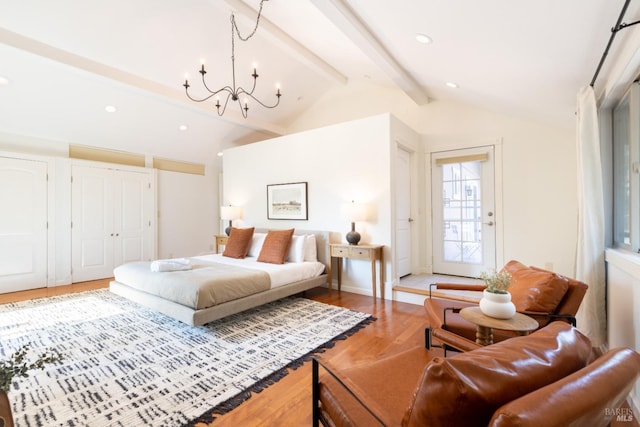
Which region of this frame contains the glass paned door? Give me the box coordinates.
[432,146,496,277]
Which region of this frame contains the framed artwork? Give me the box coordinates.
[267,182,308,220]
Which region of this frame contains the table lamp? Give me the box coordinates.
[345,201,368,245]
[220,205,243,235]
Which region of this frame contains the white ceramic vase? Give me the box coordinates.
[479,289,516,319]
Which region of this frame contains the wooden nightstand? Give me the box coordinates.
[214,235,229,253]
[329,243,384,299]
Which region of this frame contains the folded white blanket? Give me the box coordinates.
[150,258,192,272]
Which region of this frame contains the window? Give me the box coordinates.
[612,82,640,251]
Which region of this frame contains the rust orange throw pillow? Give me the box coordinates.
[222,227,255,259]
[258,229,295,264]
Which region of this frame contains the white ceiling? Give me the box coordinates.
[0,0,638,164]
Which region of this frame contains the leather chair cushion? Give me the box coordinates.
[402,322,592,427]
[319,347,432,426]
[503,260,569,313]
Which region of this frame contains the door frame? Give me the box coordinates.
[425,138,504,275]
[391,139,420,284]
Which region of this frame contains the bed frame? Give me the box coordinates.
[109,229,331,326]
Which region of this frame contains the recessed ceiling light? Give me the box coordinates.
[179,125,188,131]
[217,152,223,157]
[0,76,9,86]
[445,82,459,89]
[105,105,117,113]
[415,33,432,44]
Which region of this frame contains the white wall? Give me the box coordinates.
[605,249,640,415]
[223,113,419,296]
[289,80,578,277]
[156,167,217,258]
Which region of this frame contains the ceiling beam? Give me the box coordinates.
[0,27,286,136]
[310,0,429,105]
[221,0,347,85]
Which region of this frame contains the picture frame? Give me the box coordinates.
[267,182,308,220]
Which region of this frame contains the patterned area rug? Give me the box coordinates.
[0,290,374,426]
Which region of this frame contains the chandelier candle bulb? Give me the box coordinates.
[181,0,280,119]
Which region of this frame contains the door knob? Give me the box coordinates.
[484,221,494,226]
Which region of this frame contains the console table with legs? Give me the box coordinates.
[328,243,384,299]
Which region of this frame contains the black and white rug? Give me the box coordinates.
[0,290,373,426]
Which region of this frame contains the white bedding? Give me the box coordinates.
[190,254,325,288]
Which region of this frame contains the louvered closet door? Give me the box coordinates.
[0,157,48,293]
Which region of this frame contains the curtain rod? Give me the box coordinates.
[590,0,640,87]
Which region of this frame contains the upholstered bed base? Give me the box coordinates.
[109,229,331,326]
[109,274,327,326]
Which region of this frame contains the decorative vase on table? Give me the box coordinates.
[479,289,516,319]
[0,391,13,427]
[479,269,515,319]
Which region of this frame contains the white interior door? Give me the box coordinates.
[72,164,155,282]
[72,165,114,282]
[0,157,47,293]
[114,170,154,266]
[396,146,412,277]
[431,146,496,277]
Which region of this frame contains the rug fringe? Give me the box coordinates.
[184,315,376,426]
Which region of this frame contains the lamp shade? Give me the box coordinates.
[220,206,243,220]
[344,202,368,222]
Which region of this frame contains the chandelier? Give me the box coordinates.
[183,0,281,118]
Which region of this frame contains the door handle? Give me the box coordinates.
[483,221,494,226]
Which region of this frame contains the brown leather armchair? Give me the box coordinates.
[312,322,640,427]
[424,260,587,353]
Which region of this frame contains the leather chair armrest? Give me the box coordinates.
[488,347,640,427]
[312,357,392,426]
[431,328,482,352]
[431,282,486,292]
[429,283,485,303]
[519,311,577,327]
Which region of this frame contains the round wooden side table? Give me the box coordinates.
[460,306,539,346]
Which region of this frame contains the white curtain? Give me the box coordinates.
[575,85,606,347]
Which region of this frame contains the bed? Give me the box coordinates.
[109,229,330,326]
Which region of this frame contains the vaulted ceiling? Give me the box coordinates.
[0,0,637,164]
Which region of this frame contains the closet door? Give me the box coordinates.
[71,165,115,282]
[72,164,155,282]
[0,157,47,293]
[114,170,154,267]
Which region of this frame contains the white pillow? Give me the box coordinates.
[304,234,318,262]
[286,235,307,263]
[247,233,267,258]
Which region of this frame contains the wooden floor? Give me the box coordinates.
[1,281,637,427]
